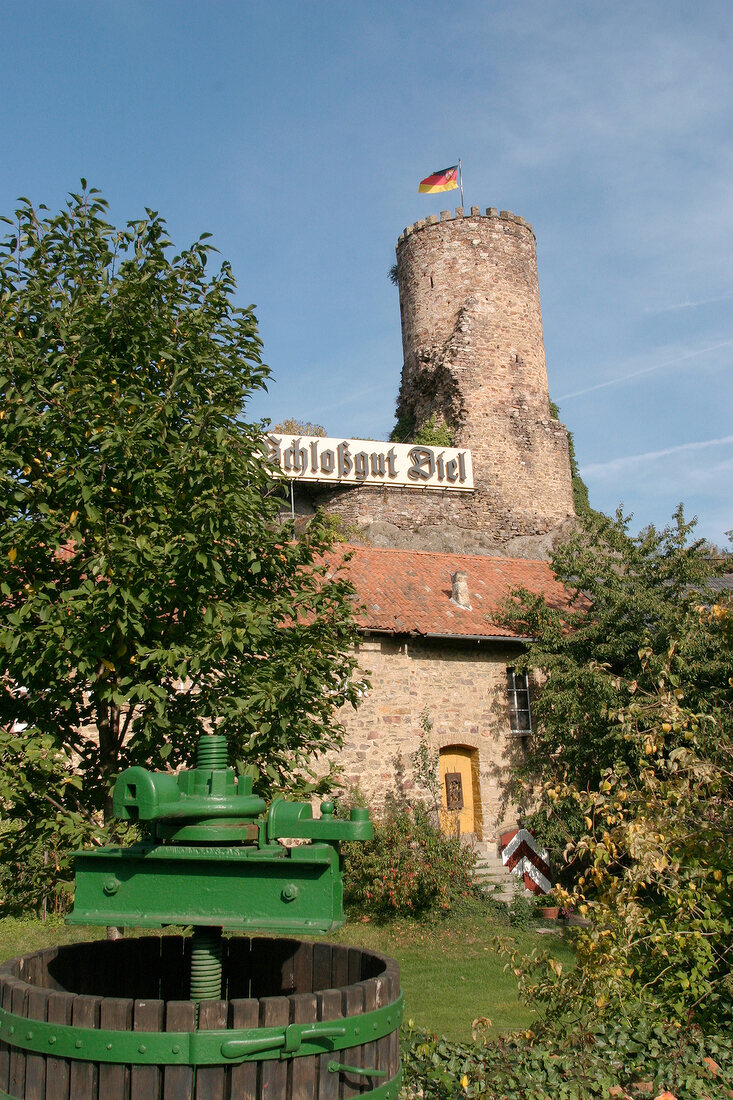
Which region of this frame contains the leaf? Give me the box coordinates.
[0,184,362,913]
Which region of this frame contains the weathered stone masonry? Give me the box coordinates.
[312,207,576,558]
[312,208,576,844]
[337,635,530,840]
[325,544,569,840]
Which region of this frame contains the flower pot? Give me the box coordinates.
[540,905,560,920]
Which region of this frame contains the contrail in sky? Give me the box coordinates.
[646,292,733,313]
[581,435,733,478]
[319,386,382,414]
[557,339,733,401]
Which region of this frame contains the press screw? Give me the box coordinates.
[106,1043,113,1050]
[172,1044,180,1054]
[26,1031,32,1039]
[138,1044,147,1053]
[103,878,120,896]
[281,884,299,902]
[74,1040,81,1048]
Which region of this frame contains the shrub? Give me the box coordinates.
[413,415,455,448]
[401,1006,733,1099]
[389,413,455,447]
[507,893,536,930]
[342,801,478,918]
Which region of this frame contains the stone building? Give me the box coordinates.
[308,206,576,559]
[329,545,569,841]
[293,206,576,844]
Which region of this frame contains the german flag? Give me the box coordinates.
[418,165,459,194]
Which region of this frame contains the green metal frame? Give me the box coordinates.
[327,1059,386,1077]
[0,1082,400,1100]
[69,739,373,935]
[0,993,403,1066]
[3,736,401,1098]
[0,1071,403,1100]
[68,840,349,933]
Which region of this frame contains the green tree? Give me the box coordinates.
[271,418,327,437]
[509,647,732,1027]
[503,507,731,799]
[501,507,732,1024]
[0,185,363,912]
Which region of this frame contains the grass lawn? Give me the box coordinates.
[329,911,573,1042]
[0,909,574,1044]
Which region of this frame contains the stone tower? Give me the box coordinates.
[309,206,575,558]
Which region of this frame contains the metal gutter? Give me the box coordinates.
[359,628,534,644]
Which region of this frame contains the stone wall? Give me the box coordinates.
[312,207,576,559]
[336,634,530,841]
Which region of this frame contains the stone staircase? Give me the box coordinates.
[469,839,519,903]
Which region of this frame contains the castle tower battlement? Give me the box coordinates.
[308,206,576,559]
[397,206,533,243]
[395,206,545,437]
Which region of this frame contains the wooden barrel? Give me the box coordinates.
[0,935,402,1099]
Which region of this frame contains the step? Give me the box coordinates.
[475,877,517,904]
[464,837,525,902]
[472,857,519,903]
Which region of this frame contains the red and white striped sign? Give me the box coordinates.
[500,828,551,894]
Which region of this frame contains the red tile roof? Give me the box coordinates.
[331,545,569,640]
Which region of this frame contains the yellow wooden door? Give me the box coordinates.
[439,747,475,836]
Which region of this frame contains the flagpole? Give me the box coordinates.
[458,159,463,207]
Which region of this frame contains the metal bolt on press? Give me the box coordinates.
[0,732,404,1099]
[68,731,373,1001]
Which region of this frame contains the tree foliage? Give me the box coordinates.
[509,651,732,1028]
[502,507,733,1025]
[0,185,363,912]
[503,507,731,796]
[271,418,326,437]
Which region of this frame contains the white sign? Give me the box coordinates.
[267,435,474,492]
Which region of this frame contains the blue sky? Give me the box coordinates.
[2,0,731,547]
